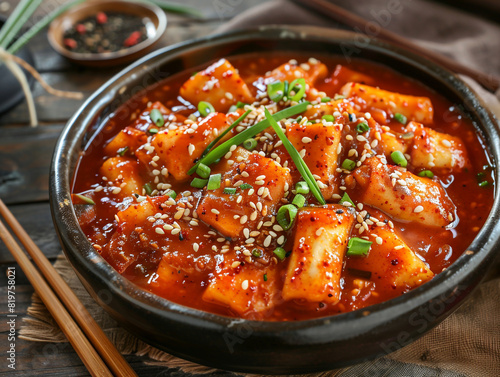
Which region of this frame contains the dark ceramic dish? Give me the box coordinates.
[50,26,500,374]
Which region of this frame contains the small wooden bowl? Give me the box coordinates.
[48,0,167,67]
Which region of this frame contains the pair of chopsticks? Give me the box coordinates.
[291,0,500,93]
[0,199,137,377]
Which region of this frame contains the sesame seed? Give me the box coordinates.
[255,180,265,186]
[211,209,220,215]
[240,215,248,224]
[232,261,241,268]
[376,237,383,245]
[248,188,255,195]
[241,280,249,290]
[250,211,258,221]
[225,92,234,100]
[112,187,121,195]
[414,205,424,213]
[302,137,312,143]
[441,139,452,147]
[394,245,404,250]
[193,243,199,252]
[243,228,250,238]
[155,228,165,235]
[245,238,255,244]
[188,144,195,156]
[263,235,272,247]
[448,214,454,222]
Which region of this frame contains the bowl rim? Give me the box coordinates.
[50,25,500,335]
[47,0,167,63]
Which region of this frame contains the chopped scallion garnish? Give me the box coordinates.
[74,194,95,205]
[148,128,159,134]
[342,158,356,171]
[264,108,326,205]
[252,248,262,258]
[263,273,268,281]
[149,108,164,127]
[288,78,306,101]
[267,80,286,102]
[143,183,152,195]
[295,181,309,195]
[391,151,408,167]
[276,204,298,230]
[240,183,253,190]
[394,113,407,124]
[166,190,177,199]
[334,94,346,100]
[196,163,211,179]
[356,122,369,133]
[417,170,434,178]
[292,194,306,208]
[190,177,208,188]
[347,237,372,257]
[117,146,129,156]
[188,102,310,174]
[223,187,237,195]
[198,101,215,117]
[340,193,355,207]
[479,181,490,187]
[273,247,286,261]
[243,138,258,150]
[207,174,221,190]
[322,114,335,122]
[321,96,331,103]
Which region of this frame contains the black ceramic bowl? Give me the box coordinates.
[50,26,500,374]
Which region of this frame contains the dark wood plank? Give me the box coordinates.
[0,125,63,203]
[0,202,61,265]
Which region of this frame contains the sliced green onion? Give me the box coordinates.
[74,193,95,205]
[391,151,408,167]
[252,248,262,258]
[236,101,247,108]
[347,237,372,257]
[288,78,307,101]
[401,131,414,140]
[196,163,211,179]
[342,158,356,171]
[243,138,258,150]
[295,181,309,195]
[322,114,335,122]
[148,128,158,134]
[334,94,346,100]
[394,113,407,124]
[356,122,369,133]
[321,96,331,103]
[143,183,152,195]
[166,190,177,199]
[240,183,253,190]
[198,101,215,117]
[190,178,208,188]
[276,204,298,230]
[283,80,289,100]
[340,193,355,207]
[292,194,306,208]
[418,170,434,178]
[273,247,286,261]
[117,146,129,156]
[189,102,310,174]
[264,108,326,205]
[267,80,285,102]
[263,273,268,281]
[149,108,164,127]
[207,174,221,190]
[479,181,490,187]
[228,105,237,113]
[223,187,237,195]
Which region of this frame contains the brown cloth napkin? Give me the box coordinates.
[21,1,500,376]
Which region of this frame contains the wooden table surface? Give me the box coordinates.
[0,1,266,375]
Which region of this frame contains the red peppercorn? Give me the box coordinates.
[76,24,86,34]
[96,12,108,24]
[123,31,142,47]
[64,38,77,49]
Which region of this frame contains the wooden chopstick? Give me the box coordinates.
[291,0,500,93]
[0,199,137,377]
[0,218,112,377]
